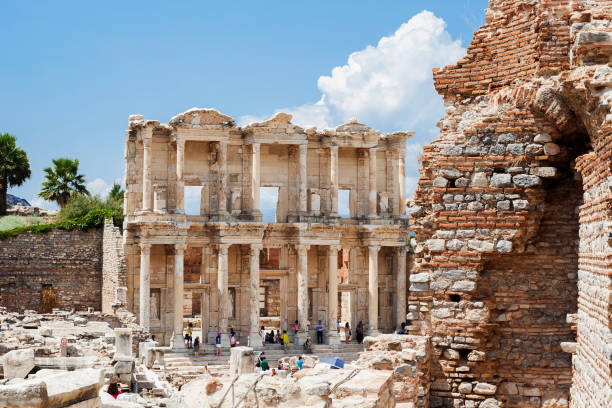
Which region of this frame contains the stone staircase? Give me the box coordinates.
[156,342,365,381]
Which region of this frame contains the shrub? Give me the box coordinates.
[0,209,114,240]
[59,193,123,227]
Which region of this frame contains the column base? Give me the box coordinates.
[249,332,262,347]
[172,335,186,351]
[367,329,381,337]
[327,332,341,345]
[295,332,310,346]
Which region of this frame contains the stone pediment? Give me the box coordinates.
[242,112,305,136]
[168,108,236,128]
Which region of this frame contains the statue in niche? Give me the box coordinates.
[228,288,235,319]
[150,290,160,320]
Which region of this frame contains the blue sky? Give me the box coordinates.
[0,1,488,210]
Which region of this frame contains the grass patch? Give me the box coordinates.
[0,209,114,240]
[0,215,44,231]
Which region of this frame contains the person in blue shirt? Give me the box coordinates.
[296,356,303,370]
[215,332,222,356]
[316,320,324,344]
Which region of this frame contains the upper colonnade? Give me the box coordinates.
[124,108,413,224]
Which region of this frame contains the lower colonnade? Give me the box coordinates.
[134,240,409,348]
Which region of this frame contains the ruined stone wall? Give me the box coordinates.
[0,229,103,312]
[102,220,127,314]
[409,0,612,406]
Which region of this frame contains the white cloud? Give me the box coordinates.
[86,178,122,199]
[246,11,464,200]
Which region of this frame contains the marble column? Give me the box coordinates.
[218,141,228,215]
[248,244,262,346]
[296,244,310,343]
[298,144,307,214]
[368,245,380,334]
[327,245,341,344]
[217,244,230,346]
[142,133,153,212]
[395,246,407,328]
[173,244,186,350]
[251,143,261,217]
[368,147,377,217]
[139,243,151,331]
[398,149,406,216]
[176,138,185,214]
[330,145,338,217]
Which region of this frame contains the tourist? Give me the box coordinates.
[396,324,404,335]
[294,320,299,334]
[151,334,158,344]
[356,321,364,344]
[344,322,351,343]
[281,330,289,353]
[259,325,266,347]
[296,356,303,370]
[303,337,312,354]
[229,324,235,337]
[230,333,236,347]
[316,320,324,344]
[278,361,284,370]
[275,330,281,344]
[185,324,193,349]
[106,380,122,399]
[215,332,222,356]
[270,368,277,376]
[306,319,311,332]
[337,318,340,333]
[260,356,269,372]
[193,336,200,358]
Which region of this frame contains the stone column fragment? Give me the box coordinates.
[296,244,310,343]
[328,245,340,344]
[395,246,407,327]
[368,148,377,217]
[330,145,339,216]
[251,143,261,217]
[217,244,230,346]
[298,144,307,214]
[248,244,262,346]
[176,138,185,213]
[142,133,153,211]
[139,243,151,331]
[368,245,380,334]
[173,244,186,350]
[218,141,228,215]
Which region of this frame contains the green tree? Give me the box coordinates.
[39,158,88,208]
[59,192,123,227]
[108,182,124,202]
[0,133,31,216]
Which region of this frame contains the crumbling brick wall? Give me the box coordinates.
[409,0,612,406]
[102,220,127,313]
[0,229,104,312]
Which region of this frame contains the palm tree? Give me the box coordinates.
[39,158,88,208]
[0,133,31,215]
[107,182,124,202]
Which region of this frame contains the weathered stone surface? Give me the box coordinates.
[2,349,35,379]
[490,173,512,188]
[474,382,497,395]
[230,346,254,376]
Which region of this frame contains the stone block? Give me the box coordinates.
[410,273,430,283]
[543,143,560,155]
[114,328,132,361]
[531,167,557,178]
[458,382,472,394]
[0,379,48,407]
[533,133,552,143]
[512,174,541,188]
[3,349,35,379]
[490,173,512,187]
[496,240,512,253]
[230,346,254,376]
[426,239,445,252]
[474,382,497,395]
[433,177,449,188]
[470,172,489,187]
